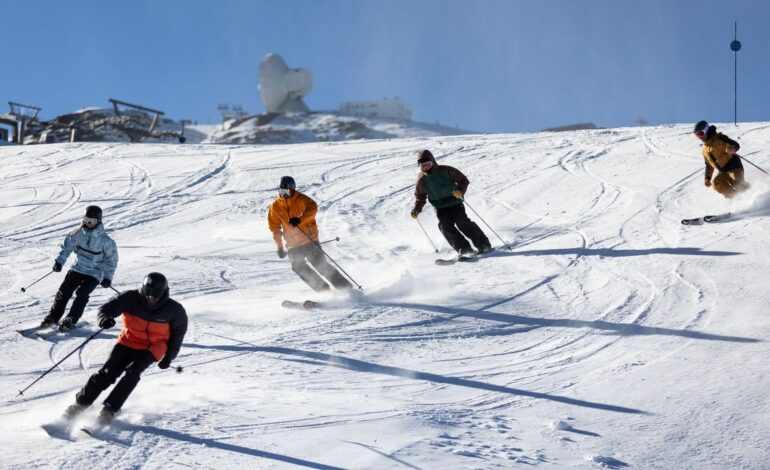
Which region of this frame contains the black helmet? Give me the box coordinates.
[141,272,168,299]
[84,205,102,222]
[693,120,709,134]
[279,176,296,190]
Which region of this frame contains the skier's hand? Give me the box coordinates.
[277,248,287,259]
[410,210,419,219]
[705,179,712,187]
[288,217,301,227]
[158,357,171,370]
[100,278,112,288]
[52,261,62,272]
[452,190,463,199]
[99,317,116,329]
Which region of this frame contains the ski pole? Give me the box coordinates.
[17,328,104,397]
[20,270,55,293]
[739,155,769,175]
[415,218,439,253]
[295,225,363,291]
[319,236,340,245]
[109,286,121,295]
[462,199,512,249]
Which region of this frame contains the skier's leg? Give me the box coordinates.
[75,344,135,406]
[436,206,472,252]
[66,274,99,323]
[102,350,155,412]
[453,204,492,250]
[288,245,331,292]
[712,172,744,198]
[307,245,352,290]
[46,271,80,323]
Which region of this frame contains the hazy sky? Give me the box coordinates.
[3,0,768,133]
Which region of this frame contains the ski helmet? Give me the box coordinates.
[693,121,709,134]
[84,205,102,222]
[141,272,168,299]
[279,176,296,190]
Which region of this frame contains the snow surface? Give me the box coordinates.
[1,123,769,469]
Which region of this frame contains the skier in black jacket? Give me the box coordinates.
[60,272,187,425]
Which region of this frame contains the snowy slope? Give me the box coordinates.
[1,123,769,469]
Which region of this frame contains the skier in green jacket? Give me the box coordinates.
[410,149,492,256]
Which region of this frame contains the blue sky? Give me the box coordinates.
[3,0,768,133]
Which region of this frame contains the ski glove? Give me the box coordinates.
[705,179,712,187]
[452,190,463,199]
[52,261,62,272]
[100,278,112,288]
[99,317,116,329]
[158,357,171,370]
[288,217,301,226]
[277,248,287,259]
[410,210,419,219]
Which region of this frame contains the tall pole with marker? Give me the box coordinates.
[730,22,741,126]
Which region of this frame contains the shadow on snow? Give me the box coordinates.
[189,334,649,416]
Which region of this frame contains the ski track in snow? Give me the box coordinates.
[1,124,769,469]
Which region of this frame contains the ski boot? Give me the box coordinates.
[96,405,116,426]
[63,403,88,421]
[58,317,76,332]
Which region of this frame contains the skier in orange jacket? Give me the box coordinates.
[268,176,352,292]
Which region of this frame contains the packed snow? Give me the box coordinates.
[1,123,769,469]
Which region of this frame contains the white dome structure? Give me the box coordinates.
[258,53,313,114]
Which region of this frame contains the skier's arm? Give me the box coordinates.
[702,148,714,183]
[102,237,118,282]
[718,134,740,152]
[446,166,470,196]
[267,205,284,248]
[55,233,77,265]
[97,291,135,323]
[412,178,428,214]
[299,195,318,223]
[163,306,188,364]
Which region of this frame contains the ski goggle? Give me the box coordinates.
[419,160,433,171]
[83,217,99,226]
[141,285,164,299]
[694,123,709,139]
[279,188,292,196]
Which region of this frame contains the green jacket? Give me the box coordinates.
[412,151,469,213]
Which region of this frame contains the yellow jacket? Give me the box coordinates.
[267,191,319,249]
[701,132,742,181]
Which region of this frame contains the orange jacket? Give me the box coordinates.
[267,191,319,249]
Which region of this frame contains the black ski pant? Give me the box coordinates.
[435,204,491,252]
[47,270,99,323]
[288,242,352,292]
[76,343,155,412]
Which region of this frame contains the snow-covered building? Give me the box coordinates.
[339,97,412,120]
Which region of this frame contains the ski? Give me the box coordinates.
[435,247,496,265]
[681,213,731,225]
[17,325,56,339]
[80,424,107,438]
[41,421,75,441]
[281,300,319,310]
[39,321,90,340]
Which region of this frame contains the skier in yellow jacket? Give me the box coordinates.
[693,120,749,198]
[267,176,352,292]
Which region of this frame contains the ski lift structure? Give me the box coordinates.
[0,101,42,144]
[108,99,187,143]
